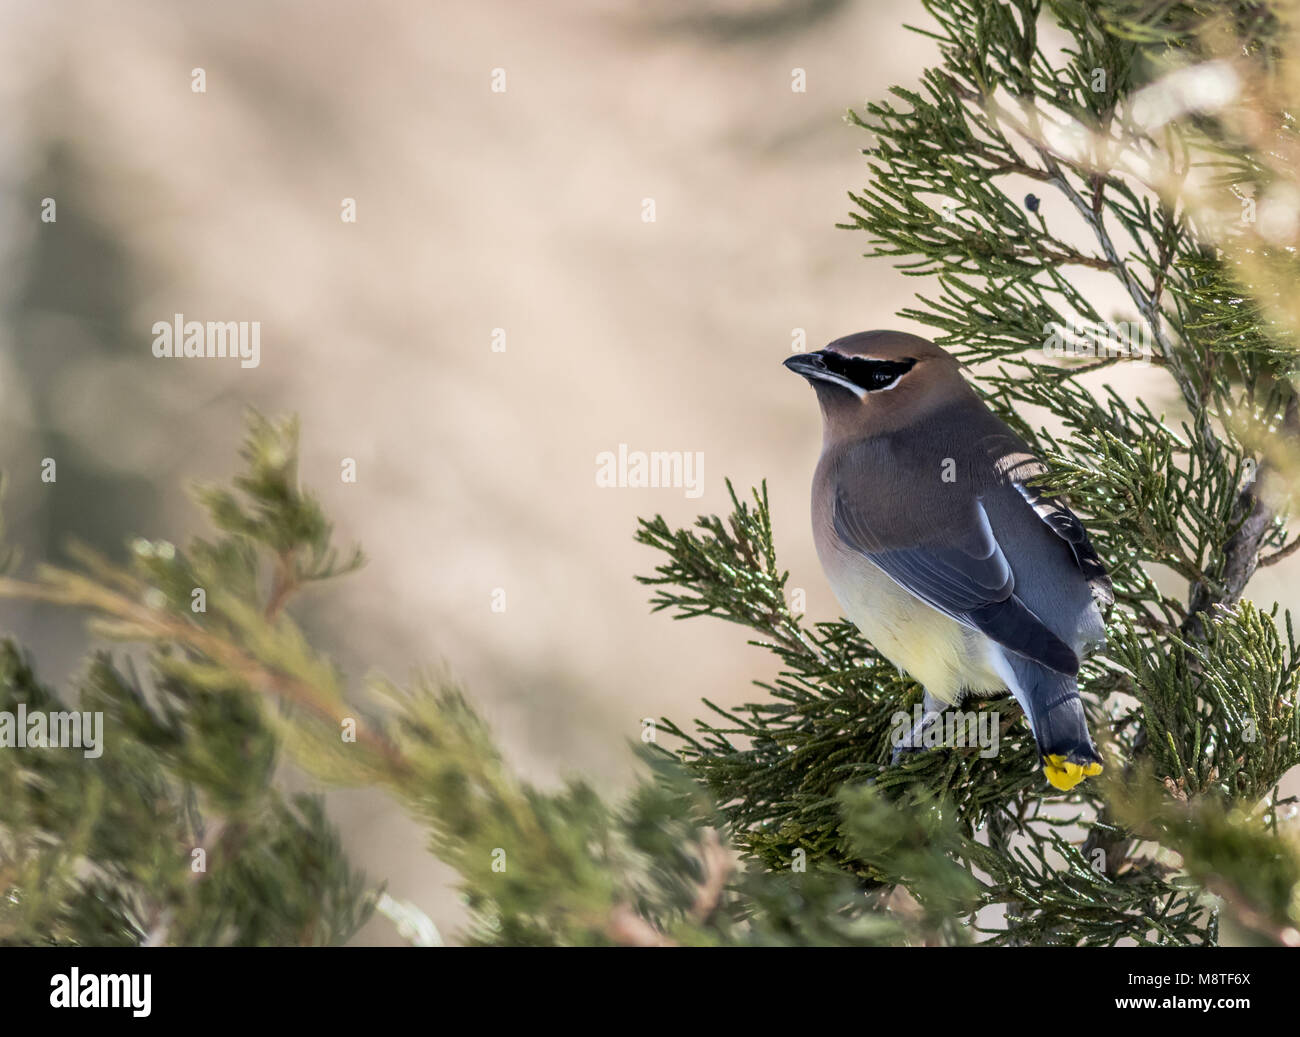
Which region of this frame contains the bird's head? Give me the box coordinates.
[784,330,969,438]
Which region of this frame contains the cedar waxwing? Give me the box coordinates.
[785,330,1112,791]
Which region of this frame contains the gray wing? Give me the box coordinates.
[988,441,1114,608]
[1010,481,1113,607]
[831,443,1080,675]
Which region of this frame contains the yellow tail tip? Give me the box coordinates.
[1042,754,1103,791]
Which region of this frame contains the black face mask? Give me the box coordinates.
[819,351,917,392]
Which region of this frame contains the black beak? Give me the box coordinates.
[783,351,827,380]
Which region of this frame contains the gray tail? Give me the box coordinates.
[999,652,1100,767]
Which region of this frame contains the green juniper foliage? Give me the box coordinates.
[0,640,377,946]
[636,0,1300,945]
[3,0,1300,948]
[0,416,945,947]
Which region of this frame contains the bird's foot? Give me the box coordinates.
[890,708,945,765]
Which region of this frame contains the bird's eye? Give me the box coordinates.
[821,353,917,392]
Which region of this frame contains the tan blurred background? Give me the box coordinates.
[1,0,1295,943]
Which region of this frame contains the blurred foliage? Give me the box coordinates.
[10,141,165,558]
[0,416,942,946]
[0,641,376,946]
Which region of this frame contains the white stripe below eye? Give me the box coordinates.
[871,374,904,392]
[813,371,868,399]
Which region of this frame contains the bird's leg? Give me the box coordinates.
[891,689,953,764]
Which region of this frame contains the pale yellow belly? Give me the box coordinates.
[815,536,1005,704]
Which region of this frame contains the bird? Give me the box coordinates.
[784,330,1111,791]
